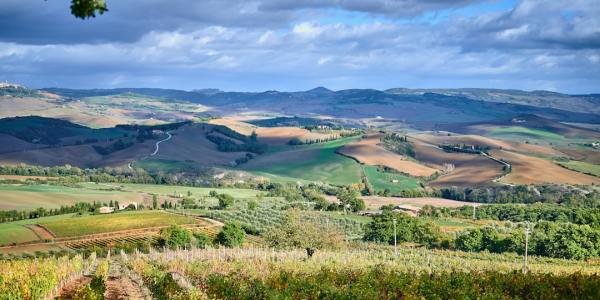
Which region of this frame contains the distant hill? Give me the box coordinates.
[35,86,600,128]
[0,83,41,97]
[386,88,600,114]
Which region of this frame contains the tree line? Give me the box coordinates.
[419,203,600,228]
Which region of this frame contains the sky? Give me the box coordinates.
[0,0,599,93]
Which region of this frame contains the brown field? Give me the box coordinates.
[0,139,156,168]
[361,196,482,211]
[414,133,564,157]
[209,118,340,146]
[24,224,55,240]
[338,133,438,177]
[490,149,600,185]
[155,124,248,165]
[324,195,479,211]
[557,148,600,164]
[411,140,504,187]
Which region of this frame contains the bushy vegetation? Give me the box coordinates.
[363,210,446,248]
[216,223,246,248]
[207,125,268,154]
[455,222,600,260]
[381,133,415,158]
[420,203,600,228]
[0,255,87,299]
[127,247,600,300]
[439,184,600,207]
[266,209,345,257]
[204,268,600,299]
[93,138,134,155]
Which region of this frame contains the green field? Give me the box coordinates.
[81,182,265,199]
[363,166,420,192]
[0,184,142,211]
[246,137,363,185]
[489,126,565,142]
[0,214,76,245]
[557,160,600,177]
[40,211,199,237]
[135,159,201,173]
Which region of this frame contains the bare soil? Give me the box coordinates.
[490,149,600,185]
[338,133,438,177]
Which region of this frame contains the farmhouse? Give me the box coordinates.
[98,206,114,214]
[118,201,138,210]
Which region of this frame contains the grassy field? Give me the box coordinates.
[135,159,201,173]
[557,160,600,177]
[40,211,199,237]
[245,137,363,185]
[0,184,143,211]
[81,182,265,199]
[489,126,565,142]
[0,214,76,245]
[363,166,420,192]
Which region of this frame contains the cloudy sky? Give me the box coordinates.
[1,0,599,93]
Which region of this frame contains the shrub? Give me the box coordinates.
[193,232,212,249]
[216,223,245,248]
[157,225,192,249]
[217,193,234,209]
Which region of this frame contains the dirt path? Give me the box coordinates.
[105,260,146,300]
[129,131,172,169]
[24,224,55,240]
[56,276,91,299]
[151,132,172,156]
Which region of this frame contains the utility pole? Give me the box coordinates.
[393,218,397,256]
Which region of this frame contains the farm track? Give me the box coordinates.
[55,276,92,299]
[129,131,172,169]
[105,259,148,300]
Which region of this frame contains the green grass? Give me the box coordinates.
[0,214,77,245]
[557,160,600,177]
[247,137,363,185]
[489,126,564,141]
[0,184,142,211]
[40,211,198,237]
[363,166,420,192]
[80,182,265,199]
[135,159,201,173]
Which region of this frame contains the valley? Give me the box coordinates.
[1,84,600,299]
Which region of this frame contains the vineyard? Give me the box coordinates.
[107,247,600,299]
[206,208,366,239]
[4,245,599,300]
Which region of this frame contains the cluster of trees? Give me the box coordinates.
[363,210,447,248]
[381,133,415,158]
[287,130,360,146]
[157,223,245,250]
[363,209,600,260]
[438,185,600,207]
[206,127,268,154]
[439,144,491,154]
[266,209,345,257]
[0,202,100,223]
[92,138,134,155]
[419,203,600,228]
[455,222,600,260]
